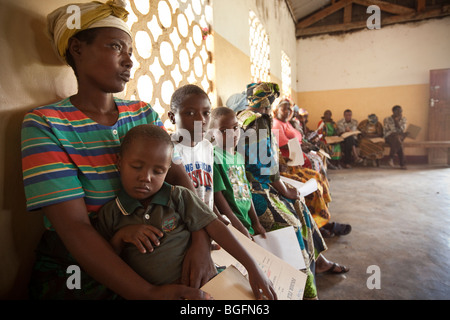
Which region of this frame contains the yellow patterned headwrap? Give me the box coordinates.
[47,0,131,63]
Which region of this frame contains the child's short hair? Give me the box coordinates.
[120,124,173,156]
[209,106,236,129]
[170,84,210,112]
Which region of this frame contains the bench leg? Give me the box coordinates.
[448,148,450,166]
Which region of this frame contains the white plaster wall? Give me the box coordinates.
[297,17,450,92]
[213,0,297,86]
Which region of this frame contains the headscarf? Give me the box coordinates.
[226,92,248,113]
[47,0,131,63]
[368,114,378,124]
[246,82,280,109]
[273,97,291,110]
[297,108,308,116]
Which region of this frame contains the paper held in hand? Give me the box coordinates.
[369,137,385,143]
[201,265,255,300]
[287,138,304,166]
[206,225,308,300]
[280,176,318,197]
[406,124,421,140]
[340,130,361,139]
[253,226,306,270]
[325,136,344,144]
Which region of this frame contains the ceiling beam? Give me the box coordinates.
[416,0,426,13]
[284,0,297,24]
[296,4,450,37]
[296,0,353,29]
[343,3,353,23]
[352,0,415,15]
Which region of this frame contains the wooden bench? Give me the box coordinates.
[402,141,450,149]
[385,141,450,165]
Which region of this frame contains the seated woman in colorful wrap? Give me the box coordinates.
[357,114,385,167]
[231,83,349,299]
[272,99,351,238]
[317,110,342,169]
[290,106,330,173]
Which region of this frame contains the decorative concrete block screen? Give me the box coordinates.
[124,0,215,129]
[249,10,270,83]
[281,50,292,99]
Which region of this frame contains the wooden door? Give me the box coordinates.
[428,69,450,165]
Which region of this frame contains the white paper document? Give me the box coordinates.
[341,130,361,139]
[287,138,304,166]
[211,226,308,300]
[369,137,385,143]
[201,266,255,300]
[318,149,331,159]
[325,136,344,144]
[253,226,306,270]
[280,176,318,197]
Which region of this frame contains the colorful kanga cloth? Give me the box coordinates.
[358,119,385,160]
[237,108,327,300]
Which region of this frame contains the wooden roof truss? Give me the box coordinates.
[296,0,450,37]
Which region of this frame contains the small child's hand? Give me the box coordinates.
[112,224,164,254]
[252,222,267,239]
[247,267,277,300]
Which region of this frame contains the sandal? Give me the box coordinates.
[321,262,349,274]
[319,227,334,238]
[323,222,352,236]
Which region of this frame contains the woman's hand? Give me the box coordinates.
[111,224,164,254]
[181,230,217,288]
[284,183,300,200]
[271,179,300,200]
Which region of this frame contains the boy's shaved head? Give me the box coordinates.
[170,84,210,112]
[209,106,236,129]
[120,124,173,156]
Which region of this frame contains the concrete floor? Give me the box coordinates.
[314,164,450,300]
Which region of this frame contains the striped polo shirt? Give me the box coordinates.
[21,97,163,228]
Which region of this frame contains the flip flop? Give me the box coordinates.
[323,262,349,274]
[319,227,334,238]
[326,222,352,236]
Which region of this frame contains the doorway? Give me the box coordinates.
[428,69,450,164]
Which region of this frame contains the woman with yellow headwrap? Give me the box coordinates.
[22,0,214,300]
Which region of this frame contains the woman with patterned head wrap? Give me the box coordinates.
[234,83,348,300]
[22,0,214,300]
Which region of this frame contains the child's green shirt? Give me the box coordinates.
[213,148,254,235]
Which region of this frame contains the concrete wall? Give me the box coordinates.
[296,17,450,156]
[0,0,90,299]
[212,0,297,106]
